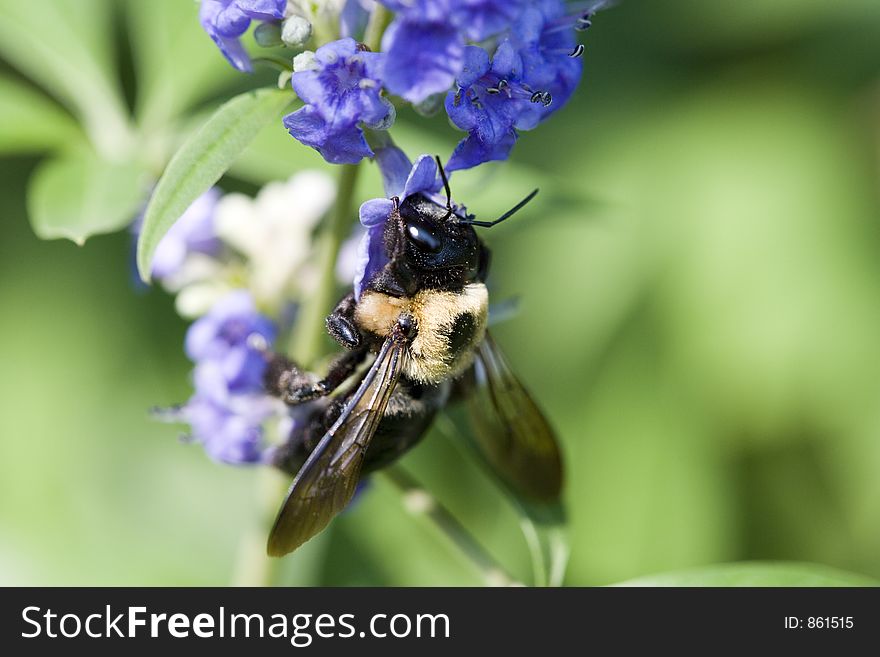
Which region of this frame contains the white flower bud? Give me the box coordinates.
[175,280,231,318]
[293,50,318,73]
[281,15,312,48]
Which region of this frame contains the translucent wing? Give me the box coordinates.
[267,338,405,557]
[465,332,563,503]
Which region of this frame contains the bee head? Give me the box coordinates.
[381,157,538,294]
[393,193,484,286]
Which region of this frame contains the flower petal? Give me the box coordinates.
[374,143,412,197]
[289,70,324,105]
[211,34,252,72]
[340,0,371,39]
[354,198,395,296]
[207,1,251,38]
[402,154,440,198]
[444,89,479,131]
[381,18,463,103]
[315,36,359,65]
[447,129,517,172]
[237,0,285,21]
[353,224,389,299]
[359,198,395,227]
[457,45,491,88]
[491,40,522,79]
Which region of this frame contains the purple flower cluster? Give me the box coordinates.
[150,188,222,281]
[288,0,594,170]
[199,0,604,170]
[444,0,590,170]
[199,0,285,72]
[445,43,542,172]
[378,0,524,103]
[284,38,392,164]
[182,291,277,463]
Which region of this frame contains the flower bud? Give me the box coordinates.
[282,15,312,48]
[292,50,318,73]
[253,22,283,48]
[412,92,445,118]
[369,97,396,131]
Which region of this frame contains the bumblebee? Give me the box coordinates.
[264,158,562,557]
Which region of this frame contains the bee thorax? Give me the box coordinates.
[354,284,489,384]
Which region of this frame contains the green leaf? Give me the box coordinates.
[27,149,149,244]
[125,0,239,131]
[0,75,80,154]
[227,108,324,185]
[136,87,295,282]
[0,0,132,159]
[613,562,880,587]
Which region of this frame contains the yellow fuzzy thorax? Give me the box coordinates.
[354,283,489,384]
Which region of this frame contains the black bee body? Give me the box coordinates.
[269,365,450,478]
[269,190,486,478]
[265,164,562,557]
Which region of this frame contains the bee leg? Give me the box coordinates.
[326,292,363,350]
[264,354,316,403]
[272,347,368,405]
[269,404,335,475]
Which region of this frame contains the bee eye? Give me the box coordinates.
[405,219,442,253]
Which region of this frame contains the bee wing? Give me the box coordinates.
[465,331,563,503]
[267,337,405,557]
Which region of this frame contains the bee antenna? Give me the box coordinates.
[460,188,539,228]
[434,155,454,219]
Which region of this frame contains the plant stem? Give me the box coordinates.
[548,527,571,587]
[383,466,522,586]
[433,415,570,587]
[290,163,361,363]
[286,0,384,363]
[519,514,548,588]
[231,468,288,586]
[364,5,390,53]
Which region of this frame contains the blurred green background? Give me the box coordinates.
[2,0,880,586]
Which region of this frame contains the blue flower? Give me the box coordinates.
[340,0,375,40]
[511,0,585,115]
[184,394,271,464]
[199,0,286,73]
[283,38,393,165]
[185,291,276,399]
[181,291,278,464]
[444,43,545,172]
[353,147,443,297]
[151,188,222,281]
[378,0,524,103]
[444,0,590,171]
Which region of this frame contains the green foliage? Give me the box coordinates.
[0,0,131,158]
[2,0,880,586]
[135,88,296,281]
[27,148,148,244]
[615,563,880,587]
[125,0,238,131]
[0,75,80,153]
[0,0,257,246]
